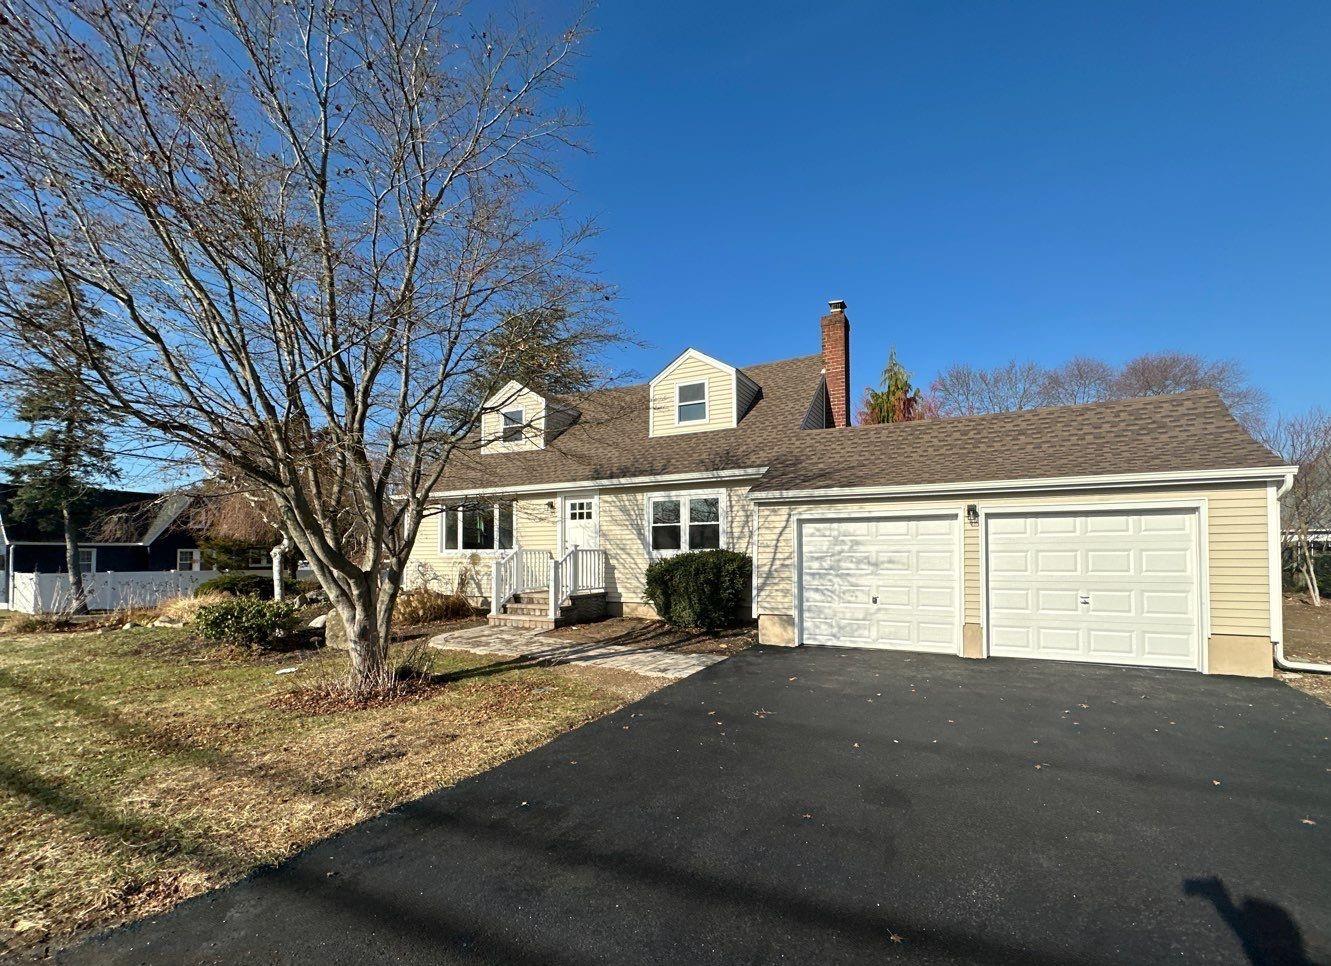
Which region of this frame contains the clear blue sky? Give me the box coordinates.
[563,0,1330,415]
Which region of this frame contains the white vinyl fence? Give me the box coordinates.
[10,570,229,615]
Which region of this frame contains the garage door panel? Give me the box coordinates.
[800,515,960,653]
[987,509,1200,669]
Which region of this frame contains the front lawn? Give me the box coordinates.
[0,626,661,958]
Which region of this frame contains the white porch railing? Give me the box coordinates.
[490,548,551,616]
[492,546,608,620]
[548,546,607,620]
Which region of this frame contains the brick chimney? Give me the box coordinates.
[820,299,851,428]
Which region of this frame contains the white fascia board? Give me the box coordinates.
[140,494,193,546]
[427,466,768,500]
[648,348,736,390]
[748,465,1300,503]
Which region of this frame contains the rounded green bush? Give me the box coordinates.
[194,571,294,600]
[194,597,301,650]
[643,549,752,630]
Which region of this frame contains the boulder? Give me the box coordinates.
[323,609,347,649]
[307,613,328,630]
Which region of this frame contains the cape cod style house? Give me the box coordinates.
[406,301,1295,677]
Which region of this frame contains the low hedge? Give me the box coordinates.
[194,571,295,600]
[643,549,751,630]
[194,597,301,650]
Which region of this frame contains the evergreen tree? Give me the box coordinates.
[858,349,934,424]
[1,282,120,613]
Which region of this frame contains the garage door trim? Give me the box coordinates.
[794,508,965,655]
[978,499,1210,672]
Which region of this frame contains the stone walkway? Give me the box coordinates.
[427,624,726,679]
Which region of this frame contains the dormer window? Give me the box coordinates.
[502,409,524,443]
[676,382,707,423]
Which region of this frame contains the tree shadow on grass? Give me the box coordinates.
[1184,876,1317,966]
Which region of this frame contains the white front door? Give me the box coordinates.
[799,515,962,653]
[561,493,599,552]
[985,508,1201,669]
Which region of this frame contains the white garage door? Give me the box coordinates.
[986,508,1201,669]
[800,516,961,652]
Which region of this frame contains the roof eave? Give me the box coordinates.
[748,465,1299,502]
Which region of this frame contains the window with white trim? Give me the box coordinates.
[648,495,721,552]
[567,500,593,521]
[439,503,515,551]
[177,548,203,571]
[77,548,96,574]
[676,381,707,423]
[501,409,525,443]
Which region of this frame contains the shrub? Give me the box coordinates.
[160,592,231,624]
[643,549,752,629]
[194,571,295,600]
[4,614,79,635]
[394,587,475,626]
[194,597,301,650]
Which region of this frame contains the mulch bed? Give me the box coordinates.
[543,617,757,655]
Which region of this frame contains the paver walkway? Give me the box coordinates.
[428,624,725,678]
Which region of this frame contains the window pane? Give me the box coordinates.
[651,525,682,551]
[461,506,495,549]
[502,409,524,443]
[443,509,459,549]
[677,401,706,422]
[689,498,719,523]
[77,549,94,574]
[651,499,680,525]
[678,382,705,403]
[689,524,721,550]
[497,503,514,550]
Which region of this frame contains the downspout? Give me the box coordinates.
[1272,471,1331,674]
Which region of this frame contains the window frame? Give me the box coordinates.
[77,547,96,574]
[437,502,517,553]
[501,408,525,444]
[675,380,709,424]
[644,490,726,557]
[177,548,203,572]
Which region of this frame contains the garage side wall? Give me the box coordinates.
[753,482,1272,674]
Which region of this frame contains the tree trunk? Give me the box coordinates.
[61,504,89,615]
[339,581,392,696]
[1300,534,1322,607]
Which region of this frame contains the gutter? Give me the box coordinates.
[1271,471,1331,675]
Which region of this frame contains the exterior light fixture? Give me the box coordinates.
[966,504,979,526]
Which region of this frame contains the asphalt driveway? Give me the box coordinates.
[61,647,1330,965]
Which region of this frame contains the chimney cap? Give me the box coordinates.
[827,299,847,312]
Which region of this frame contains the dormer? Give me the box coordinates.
[648,349,760,438]
[480,381,576,454]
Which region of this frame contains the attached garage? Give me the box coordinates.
[798,514,962,653]
[983,507,1203,670]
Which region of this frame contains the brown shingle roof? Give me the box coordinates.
[431,358,1283,496]
[749,389,1284,493]
[432,354,828,491]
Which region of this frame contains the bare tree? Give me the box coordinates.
[930,361,1049,417]
[1040,356,1115,406]
[0,0,617,694]
[1264,409,1331,607]
[1116,352,1267,431]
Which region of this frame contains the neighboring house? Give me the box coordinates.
[406,301,1295,678]
[0,486,206,606]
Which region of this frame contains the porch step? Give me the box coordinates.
[487,590,608,630]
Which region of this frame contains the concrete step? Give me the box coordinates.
[487,612,559,631]
[511,592,549,604]
[503,602,551,617]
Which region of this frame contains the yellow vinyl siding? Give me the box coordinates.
[405,497,557,597]
[649,355,736,436]
[599,482,754,603]
[480,385,547,453]
[754,482,1271,639]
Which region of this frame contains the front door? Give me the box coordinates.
[561,493,599,553]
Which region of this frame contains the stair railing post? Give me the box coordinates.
[490,557,502,616]
[570,544,579,595]
[548,557,559,621]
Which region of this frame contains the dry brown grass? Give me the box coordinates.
[0,626,661,958]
